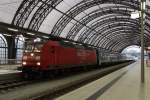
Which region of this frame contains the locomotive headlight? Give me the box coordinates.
[30,53,34,56]
[22,62,27,65]
[36,62,40,66]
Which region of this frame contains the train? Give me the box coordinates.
[22,40,128,77]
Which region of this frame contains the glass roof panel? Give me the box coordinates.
[0,0,149,52]
[0,0,22,23]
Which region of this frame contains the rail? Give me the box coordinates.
[0,61,133,100]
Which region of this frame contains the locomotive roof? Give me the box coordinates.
[59,41,94,50]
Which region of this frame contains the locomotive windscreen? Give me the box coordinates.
[25,42,43,52]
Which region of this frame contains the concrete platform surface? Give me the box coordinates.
[0,70,21,75]
[56,61,150,100]
[0,65,21,81]
[0,64,21,70]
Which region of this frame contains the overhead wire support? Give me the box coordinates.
[140,0,145,83]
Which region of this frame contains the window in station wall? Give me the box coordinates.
[15,35,25,63]
[0,34,8,64]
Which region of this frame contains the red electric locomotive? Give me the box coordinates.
[22,40,97,77]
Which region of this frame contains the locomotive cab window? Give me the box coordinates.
[25,43,34,52]
[24,42,43,52]
[34,43,43,52]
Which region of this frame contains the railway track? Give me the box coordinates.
[0,69,88,94]
[35,61,134,100]
[0,79,38,94]
[0,61,134,100]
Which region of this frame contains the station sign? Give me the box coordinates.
[145,46,150,50]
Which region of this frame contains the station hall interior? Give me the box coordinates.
[0,0,150,100]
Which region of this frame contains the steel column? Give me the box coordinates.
[140,0,145,83]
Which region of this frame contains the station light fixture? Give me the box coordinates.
[64,40,69,42]
[34,38,41,42]
[8,28,18,32]
[130,2,145,19]
[42,36,49,39]
[3,34,12,36]
[131,11,140,19]
[27,32,35,35]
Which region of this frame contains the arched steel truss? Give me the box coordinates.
[79,24,139,44]
[66,7,134,39]
[75,18,139,40]
[12,0,63,28]
[0,34,8,60]
[100,31,140,51]
[28,0,63,30]
[11,0,150,53]
[89,27,140,51]
[72,14,140,51]
[0,35,7,47]
[145,4,150,34]
[51,0,139,35]
[12,0,39,27]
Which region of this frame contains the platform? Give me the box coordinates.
[0,64,21,70]
[0,64,21,75]
[0,64,21,81]
[56,61,150,100]
[0,70,21,82]
[0,64,21,74]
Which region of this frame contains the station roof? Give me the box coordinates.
[0,0,150,53]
